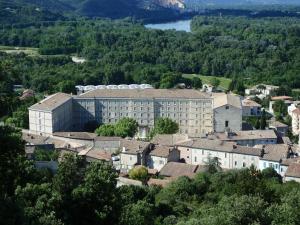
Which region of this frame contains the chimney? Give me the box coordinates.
[260,147,265,158]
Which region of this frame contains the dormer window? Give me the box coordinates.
[226,106,229,109]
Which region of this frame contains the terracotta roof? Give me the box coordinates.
[159,162,201,178]
[29,93,71,111]
[285,163,300,178]
[271,96,293,101]
[149,145,174,158]
[120,139,151,154]
[77,89,210,99]
[147,178,172,187]
[213,94,242,109]
[242,99,261,107]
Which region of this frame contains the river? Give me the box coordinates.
[145,19,192,32]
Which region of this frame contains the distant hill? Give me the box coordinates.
[184,0,300,7]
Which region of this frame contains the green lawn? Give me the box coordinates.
[0,45,39,56]
[183,74,232,90]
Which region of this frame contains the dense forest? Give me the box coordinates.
[0,16,299,91]
[1,126,300,225]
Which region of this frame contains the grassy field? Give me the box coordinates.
[0,45,39,56]
[183,74,232,90]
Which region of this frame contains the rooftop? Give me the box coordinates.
[271,96,293,101]
[285,163,300,178]
[258,144,296,162]
[120,139,151,154]
[159,162,201,178]
[268,120,288,128]
[178,139,262,156]
[213,93,242,109]
[292,108,300,115]
[242,99,261,107]
[151,134,189,146]
[29,93,71,111]
[85,149,112,161]
[53,132,97,140]
[147,178,172,187]
[77,89,210,99]
[149,145,174,158]
[22,133,49,145]
[211,130,277,141]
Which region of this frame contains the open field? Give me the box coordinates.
[183,74,232,90]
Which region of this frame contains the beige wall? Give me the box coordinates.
[292,112,300,135]
[120,153,138,172]
[285,176,300,183]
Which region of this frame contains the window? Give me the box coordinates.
[243,162,246,167]
[187,148,189,152]
[225,153,227,158]
[234,161,237,166]
[225,121,229,127]
[159,160,164,165]
[226,106,229,109]
[202,150,204,155]
[130,157,132,161]
[194,156,197,162]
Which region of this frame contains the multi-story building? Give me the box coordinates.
[242,99,262,116]
[29,89,215,137]
[213,93,242,132]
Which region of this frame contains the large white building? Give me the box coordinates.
[29,89,219,137]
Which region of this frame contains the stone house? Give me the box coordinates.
[242,99,262,116]
[147,145,180,171]
[213,93,242,132]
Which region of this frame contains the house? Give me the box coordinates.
[147,145,180,171]
[159,162,205,178]
[258,144,298,176]
[242,99,262,116]
[213,93,242,132]
[268,120,289,137]
[291,108,300,135]
[269,96,293,114]
[284,162,300,182]
[202,84,216,93]
[210,130,278,147]
[245,84,279,97]
[119,139,152,173]
[177,139,262,169]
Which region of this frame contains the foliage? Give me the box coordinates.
[114,118,138,138]
[128,166,148,183]
[273,100,288,116]
[95,124,116,136]
[34,148,59,161]
[152,118,179,137]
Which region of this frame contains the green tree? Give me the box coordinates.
[95,124,115,136]
[128,166,148,183]
[260,109,267,130]
[114,117,138,138]
[191,77,202,89]
[72,161,118,225]
[210,77,220,88]
[152,118,179,136]
[273,100,287,116]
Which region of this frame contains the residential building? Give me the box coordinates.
[119,139,152,173]
[242,99,262,116]
[151,134,190,146]
[213,93,242,132]
[210,130,278,147]
[284,162,300,182]
[147,145,180,171]
[268,120,289,137]
[269,96,293,114]
[177,139,262,169]
[245,84,279,97]
[29,89,214,137]
[258,144,298,176]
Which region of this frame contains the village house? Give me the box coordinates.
[210,130,278,147]
[147,145,180,171]
[242,99,262,116]
[268,120,289,137]
[159,162,206,178]
[291,108,300,135]
[269,96,293,114]
[213,93,242,132]
[119,139,152,173]
[177,139,262,169]
[245,84,279,97]
[257,144,298,176]
[284,162,300,182]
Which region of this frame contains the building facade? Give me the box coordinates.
[242,99,262,116]
[213,94,242,132]
[29,89,215,137]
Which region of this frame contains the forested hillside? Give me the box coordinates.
[0,16,299,94]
